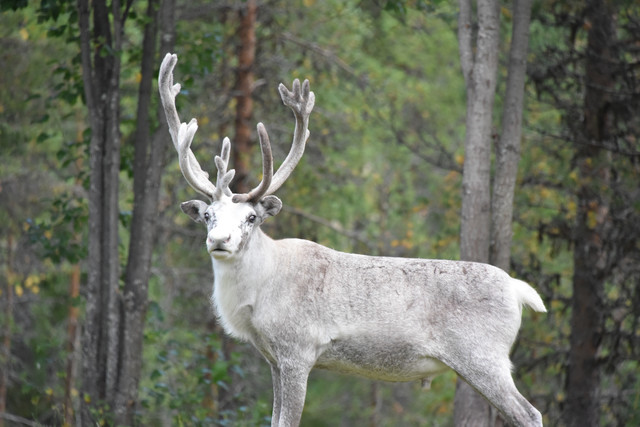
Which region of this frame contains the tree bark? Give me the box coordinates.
[564,0,614,425]
[455,0,500,423]
[232,0,257,193]
[458,0,500,264]
[77,0,175,424]
[208,0,258,415]
[64,264,80,426]
[490,0,533,271]
[115,0,173,423]
[77,0,123,423]
[0,235,15,427]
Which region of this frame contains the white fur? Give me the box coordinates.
[187,203,546,427]
[162,52,545,427]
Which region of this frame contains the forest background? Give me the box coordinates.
[0,0,639,426]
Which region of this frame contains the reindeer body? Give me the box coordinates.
[159,53,545,427]
[206,225,544,426]
[214,229,530,375]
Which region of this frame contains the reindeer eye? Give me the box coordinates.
[203,212,210,222]
[248,214,257,224]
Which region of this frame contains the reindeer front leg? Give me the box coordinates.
[273,359,312,427]
[270,364,282,426]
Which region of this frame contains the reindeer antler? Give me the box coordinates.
[213,138,235,199]
[159,53,314,204]
[232,123,274,203]
[268,78,315,196]
[159,53,217,200]
[230,79,314,203]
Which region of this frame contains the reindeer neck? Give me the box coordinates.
[211,227,278,284]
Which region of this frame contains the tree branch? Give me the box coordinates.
[457,0,473,88]
[0,412,49,427]
[282,205,376,251]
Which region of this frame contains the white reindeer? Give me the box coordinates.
[159,53,546,427]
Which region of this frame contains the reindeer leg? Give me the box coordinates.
[270,364,282,427]
[274,360,312,427]
[450,356,543,427]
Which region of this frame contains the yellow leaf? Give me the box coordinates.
[539,187,551,199]
[587,211,598,229]
[31,286,40,295]
[19,27,29,40]
[45,387,53,396]
[566,200,577,218]
[303,0,315,6]
[25,274,39,288]
[135,72,142,83]
[501,6,512,19]
[15,285,24,297]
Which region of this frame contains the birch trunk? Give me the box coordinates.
[455,0,500,424]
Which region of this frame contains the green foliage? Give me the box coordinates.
[3,0,640,425]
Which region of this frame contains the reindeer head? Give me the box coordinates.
[158,53,314,259]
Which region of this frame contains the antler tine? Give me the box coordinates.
[263,78,315,197]
[213,138,235,199]
[159,53,217,200]
[233,123,274,203]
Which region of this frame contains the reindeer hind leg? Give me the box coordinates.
[448,355,542,427]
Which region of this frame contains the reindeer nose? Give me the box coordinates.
[207,231,231,246]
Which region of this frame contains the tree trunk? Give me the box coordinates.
[490,0,533,271]
[115,0,173,423]
[564,1,614,425]
[0,235,15,427]
[232,0,257,193]
[455,0,500,423]
[210,0,258,414]
[77,0,123,423]
[64,264,80,426]
[458,0,500,264]
[77,0,175,424]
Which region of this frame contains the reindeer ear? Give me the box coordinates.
[258,195,282,218]
[180,200,209,223]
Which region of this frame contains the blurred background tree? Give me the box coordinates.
[0,0,638,426]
